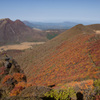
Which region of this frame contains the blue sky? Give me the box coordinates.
[0,0,100,23]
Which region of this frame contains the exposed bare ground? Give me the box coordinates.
[95,30,100,34]
[0,42,45,51]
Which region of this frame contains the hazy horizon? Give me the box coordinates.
[22,20,100,25]
[0,0,100,24]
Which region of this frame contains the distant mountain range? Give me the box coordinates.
[23,21,78,30]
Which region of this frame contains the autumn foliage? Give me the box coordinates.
[10,86,24,96]
[23,33,100,86]
[10,81,32,96]
[1,73,28,96]
[56,80,94,90]
[0,24,100,99]
[13,73,26,82]
[2,74,13,84]
[2,73,25,84]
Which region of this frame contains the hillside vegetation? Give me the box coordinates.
[15,24,100,87]
[0,24,100,100]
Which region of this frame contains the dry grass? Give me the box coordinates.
[0,42,45,51]
[95,30,100,34]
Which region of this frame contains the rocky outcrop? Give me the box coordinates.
[0,55,27,98]
[0,55,51,100]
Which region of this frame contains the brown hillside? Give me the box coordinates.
[15,24,100,86]
[0,18,47,45]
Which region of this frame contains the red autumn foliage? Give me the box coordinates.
[10,82,32,96]
[89,40,100,67]
[15,81,32,88]
[1,73,28,96]
[1,73,26,86]
[2,74,13,84]
[13,73,25,82]
[10,86,24,96]
[15,82,26,88]
[23,34,100,86]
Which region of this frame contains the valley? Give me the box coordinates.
[0,23,100,100]
[0,42,45,51]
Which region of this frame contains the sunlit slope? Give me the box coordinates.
[16,24,100,86]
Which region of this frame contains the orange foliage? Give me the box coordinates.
[89,40,100,67]
[13,73,25,82]
[20,34,99,87]
[15,81,32,88]
[15,82,26,88]
[2,75,13,84]
[60,80,93,89]
[10,82,32,96]
[2,73,25,85]
[10,86,23,96]
[1,71,32,96]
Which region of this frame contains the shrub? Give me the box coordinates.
[94,79,100,88]
[10,86,23,96]
[93,79,100,95]
[13,73,26,82]
[15,82,26,88]
[44,87,76,100]
[2,75,13,84]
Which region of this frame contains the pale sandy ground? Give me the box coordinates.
[95,30,100,34]
[0,42,45,51]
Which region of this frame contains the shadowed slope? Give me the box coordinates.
[15,24,100,86]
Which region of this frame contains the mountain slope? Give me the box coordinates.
[15,24,100,86]
[0,18,47,45]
